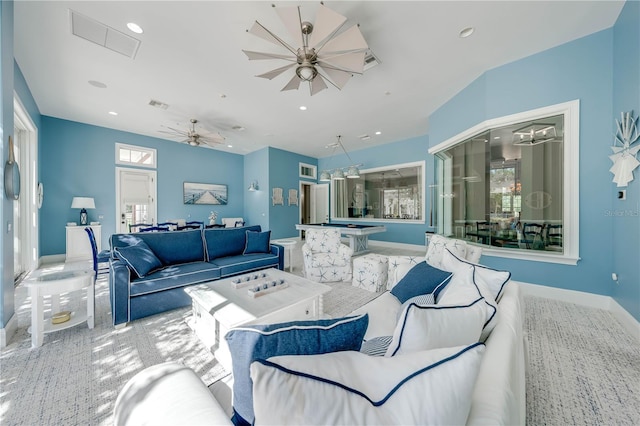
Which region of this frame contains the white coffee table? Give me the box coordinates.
[185,268,331,370]
[25,269,95,348]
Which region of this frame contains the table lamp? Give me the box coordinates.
[71,197,95,225]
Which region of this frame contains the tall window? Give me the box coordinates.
[429,101,579,265]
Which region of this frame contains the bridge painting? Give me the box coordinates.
[183,182,228,205]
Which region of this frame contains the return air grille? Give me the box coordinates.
[70,9,140,59]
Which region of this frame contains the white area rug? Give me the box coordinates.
[524,295,640,425]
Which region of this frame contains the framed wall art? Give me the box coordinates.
[183,182,228,205]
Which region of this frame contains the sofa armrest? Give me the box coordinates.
[114,362,231,426]
[337,243,354,260]
[109,259,132,326]
[269,243,285,270]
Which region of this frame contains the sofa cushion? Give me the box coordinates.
[243,230,271,254]
[129,262,221,296]
[385,298,486,356]
[210,253,279,278]
[204,225,261,261]
[440,249,498,341]
[251,343,485,426]
[113,239,163,278]
[111,230,206,265]
[425,234,468,269]
[225,314,369,426]
[390,261,452,304]
[360,335,393,357]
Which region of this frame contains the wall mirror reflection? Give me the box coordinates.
[331,161,424,222]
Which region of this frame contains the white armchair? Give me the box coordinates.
[302,228,353,282]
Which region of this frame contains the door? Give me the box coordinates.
[116,167,157,233]
[311,183,329,223]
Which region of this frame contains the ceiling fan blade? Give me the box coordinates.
[309,4,347,49]
[275,6,304,47]
[318,51,366,74]
[310,75,328,96]
[256,63,296,80]
[281,74,302,92]
[248,21,297,55]
[318,25,368,54]
[243,50,296,61]
[318,66,352,89]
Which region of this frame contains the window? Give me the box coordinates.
[116,143,156,168]
[429,100,579,265]
[299,162,317,179]
[331,161,425,222]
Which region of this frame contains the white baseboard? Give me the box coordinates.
[517,281,639,341]
[0,313,18,349]
[39,254,66,265]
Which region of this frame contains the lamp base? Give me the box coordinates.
[80,209,88,226]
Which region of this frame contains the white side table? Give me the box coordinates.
[25,269,95,348]
[275,239,297,272]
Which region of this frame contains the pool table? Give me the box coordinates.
[295,223,386,255]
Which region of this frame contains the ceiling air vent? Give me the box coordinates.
[148,99,169,110]
[70,9,140,59]
[363,50,381,71]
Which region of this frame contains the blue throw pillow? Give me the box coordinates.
[390,261,452,304]
[113,240,163,278]
[225,314,369,426]
[243,230,271,255]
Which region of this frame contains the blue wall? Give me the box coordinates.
[244,147,270,231]
[611,0,640,320]
[39,117,244,255]
[268,147,317,239]
[429,28,626,300]
[318,135,430,246]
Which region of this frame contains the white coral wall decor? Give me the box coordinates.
[610,111,640,187]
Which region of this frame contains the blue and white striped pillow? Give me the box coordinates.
[360,336,393,356]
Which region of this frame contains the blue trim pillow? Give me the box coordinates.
[243,230,271,255]
[225,314,369,426]
[390,261,452,304]
[113,239,163,278]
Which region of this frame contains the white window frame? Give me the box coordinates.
[299,162,317,179]
[429,100,580,265]
[116,143,157,169]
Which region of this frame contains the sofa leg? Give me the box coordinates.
[115,323,128,330]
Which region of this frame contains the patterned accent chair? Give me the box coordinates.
[302,228,353,282]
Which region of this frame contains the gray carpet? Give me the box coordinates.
[524,296,640,425]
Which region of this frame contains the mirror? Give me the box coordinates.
[331,161,424,222]
[4,136,20,200]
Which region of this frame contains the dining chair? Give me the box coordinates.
[157,222,179,231]
[84,227,110,277]
[177,221,203,230]
[129,223,153,233]
[521,223,544,249]
[139,226,171,232]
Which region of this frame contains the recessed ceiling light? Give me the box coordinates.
[88,80,107,88]
[108,111,118,116]
[227,144,233,148]
[459,27,475,38]
[299,106,307,111]
[375,131,382,135]
[127,22,143,34]
[494,136,501,140]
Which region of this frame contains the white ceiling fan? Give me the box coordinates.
[159,119,225,148]
[243,3,370,96]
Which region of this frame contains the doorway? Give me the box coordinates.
[13,96,38,282]
[115,167,157,233]
[299,182,329,239]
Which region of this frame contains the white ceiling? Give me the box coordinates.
[14,1,624,158]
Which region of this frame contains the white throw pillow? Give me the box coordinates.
[350,291,402,340]
[251,344,485,426]
[385,298,486,356]
[440,249,498,341]
[425,234,468,269]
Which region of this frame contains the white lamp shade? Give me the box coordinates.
[346,165,360,178]
[332,169,345,180]
[319,170,332,181]
[71,197,95,209]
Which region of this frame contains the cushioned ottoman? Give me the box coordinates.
[352,254,388,292]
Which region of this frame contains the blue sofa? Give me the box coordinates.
[109,225,284,326]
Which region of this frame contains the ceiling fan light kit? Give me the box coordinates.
[243,4,370,95]
[158,118,225,148]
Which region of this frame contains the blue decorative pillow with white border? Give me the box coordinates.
[243,230,271,254]
[390,261,452,304]
[113,239,163,278]
[225,314,369,426]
